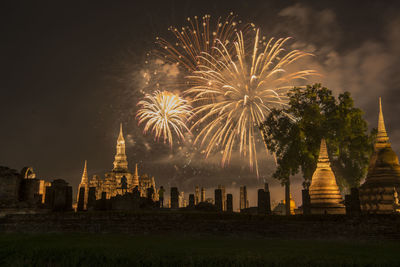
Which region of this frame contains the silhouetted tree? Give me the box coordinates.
[260,84,375,210]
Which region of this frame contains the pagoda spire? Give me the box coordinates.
[132,163,139,187]
[77,160,89,210]
[80,160,88,184]
[317,139,330,167]
[376,97,389,144]
[118,123,124,141]
[113,123,128,171]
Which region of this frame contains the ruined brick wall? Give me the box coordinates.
[0,167,21,205]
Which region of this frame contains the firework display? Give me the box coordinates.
[138,14,317,175]
[186,29,317,175]
[136,90,192,146]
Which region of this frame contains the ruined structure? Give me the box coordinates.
[272,194,296,215]
[80,124,156,207]
[0,167,22,206]
[45,179,72,211]
[138,173,157,200]
[0,166,51,208]
[309,139,345,214]
[359,98,400,214]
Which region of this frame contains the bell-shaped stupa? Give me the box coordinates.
[309,139,345,214]
[359,98,400,213]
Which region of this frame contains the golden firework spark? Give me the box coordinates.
[186,29,318,176]
[136,90,192,146]
[155,13,252,72]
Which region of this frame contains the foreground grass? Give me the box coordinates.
[0,234,399,266]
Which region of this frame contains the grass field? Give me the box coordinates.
[0,233,399,266]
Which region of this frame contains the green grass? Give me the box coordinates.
[0,234,399,266]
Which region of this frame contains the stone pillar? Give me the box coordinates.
[346,188,361,215]
[77,187,85,211]
[264,182,269,192]
[87,187,96,211]
[302,189,311,215]
[189,194,195,207]
[170,187,179,209]
[258,189,266,215]
[44,186,54,208]
[201,187,206,202]
[218,185,226,211]
[20,179,41,205]
[265,183,271,215]
[351,188,361,214]
[226,194,233,212]
[195,186,200,205]
[240,186,248,210]
[179,191,185,207]
[215,189,223,211]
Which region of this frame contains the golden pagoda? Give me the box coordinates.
[359,98,400,214]
[309,139,345,214]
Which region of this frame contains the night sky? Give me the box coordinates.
[1,0,400,207]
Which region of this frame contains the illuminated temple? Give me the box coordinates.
[359,98,400,213]
[76,124,156,209]
[309,139,345,214]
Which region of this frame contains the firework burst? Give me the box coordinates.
[136,90,192,146]
[155,13,252,72]
[186,29,318,176]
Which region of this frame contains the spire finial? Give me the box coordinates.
[377,97,389,143]
[318,139,328,160]
[119,123,123,137]
[317,139,330,168]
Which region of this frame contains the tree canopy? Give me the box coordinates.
[260,84,375,191]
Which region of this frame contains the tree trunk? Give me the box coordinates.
[285,180,291,216]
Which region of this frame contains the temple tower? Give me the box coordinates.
[77,160,89,210]
[132,163,139,188]
[309,139,345,214]
[360,98,400,213]
[113,123,128,172]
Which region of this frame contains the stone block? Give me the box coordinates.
[189,194,195,207]
[302,189,311,215]
[226,194,233,212]
[258,189,267,215]
[240,186,248,210]
[215,189,223,211]
[77,187,85,211]
[170,187,179,209]
[0,167,21,205]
